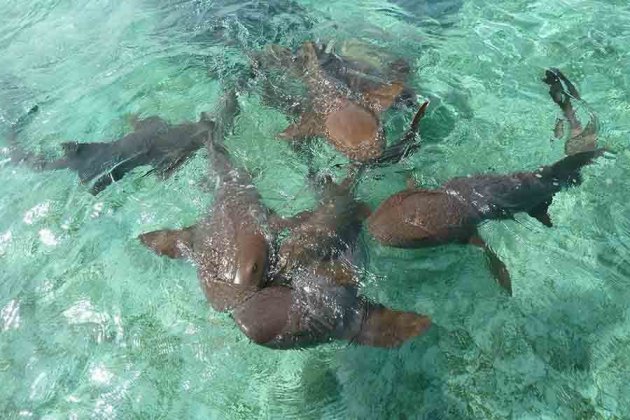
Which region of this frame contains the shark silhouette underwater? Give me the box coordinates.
[7,105,217,195]
[139,92,431,349]
[252,40,429,164]
[367,69,606,295]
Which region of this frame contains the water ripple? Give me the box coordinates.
[1,0,630,418]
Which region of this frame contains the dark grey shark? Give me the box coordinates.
[8,106,214,194]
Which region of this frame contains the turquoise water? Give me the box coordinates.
[1,0,630,418]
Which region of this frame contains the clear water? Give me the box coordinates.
[1,0,629,418]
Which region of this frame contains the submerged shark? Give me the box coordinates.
[7,106,215,194]
[253,41,429,165]
[139,91,274,312]
[140,93,430,349]
[265,171,431,348]
[367,69,605,294]
[368,149,604,294]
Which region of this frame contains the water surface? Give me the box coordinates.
[1,0,629,418]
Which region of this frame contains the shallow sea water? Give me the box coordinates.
[1,0,630,418]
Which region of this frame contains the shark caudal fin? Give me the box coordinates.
[369,100,429,166]
[138,226,195,259]
[204,89,241,177]
[543,68,598,155]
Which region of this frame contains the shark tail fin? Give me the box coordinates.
[205,89,241,176]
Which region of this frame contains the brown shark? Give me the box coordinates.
[8,105,214,194]
[231,259,432,349]
[312,40,418,110]
[139,91,274,312]
[368,149,605,294]
[140,135,430,349]
[247,172,431,349]
[252,41,416,113]
[367,68,604,294]
[274,171,369,271]
[140,98,430,349]
[253,41,428,164]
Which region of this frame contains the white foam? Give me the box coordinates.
[63,300,106,325]
[38,229,58,246]
[1,299,20,331]
[23,201,51,225]
[0,230,12,255]
[89,364,113,385]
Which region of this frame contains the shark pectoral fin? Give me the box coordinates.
[580,117,598,144]
[565,118,599,155]
[140,166,158,179]
[364,81,405,112]
[62,141,115,183]
[350,301,432,348]
[88,153,146,194]
[278,112,323,141]
[89,173,116,195]
[61,141,122,184]
[527,199,553,227]
[408,100,430,135]
[278,122,305,141]
[156,161,185,180]
[469,233,512,295]
[138,226,195,259]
